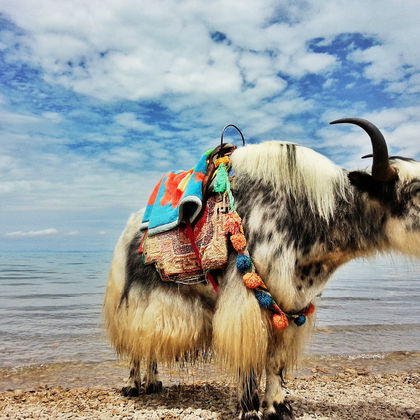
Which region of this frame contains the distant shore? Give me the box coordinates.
[1,354,418,419]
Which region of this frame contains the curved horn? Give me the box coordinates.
[330,118,398,182]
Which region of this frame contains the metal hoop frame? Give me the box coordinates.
[220,124,245,147]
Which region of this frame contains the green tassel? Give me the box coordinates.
[214,163,228,193]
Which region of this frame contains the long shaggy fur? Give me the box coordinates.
[391,157,420,180]
[212,256,271,377]
[231,141,350,219]
[103,211,213,366]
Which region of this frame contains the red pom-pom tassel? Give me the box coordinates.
[231,233,247,251]
[243,273,262,289]
[273,313,289,330]
[303,303,315,316]
[224,212,242,235]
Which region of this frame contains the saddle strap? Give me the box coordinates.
[184,219,219,294]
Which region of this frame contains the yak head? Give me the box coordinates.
[331,118,420,257]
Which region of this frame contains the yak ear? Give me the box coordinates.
[348,171,383,195]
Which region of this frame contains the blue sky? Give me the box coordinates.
[0,0,420,251]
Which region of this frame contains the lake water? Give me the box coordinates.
[0,252,419,369]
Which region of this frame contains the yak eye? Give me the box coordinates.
[409,181,420,193]
[405,182,420,202]
[412,186,420,201]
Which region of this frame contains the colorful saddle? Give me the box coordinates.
[139,145,236,284]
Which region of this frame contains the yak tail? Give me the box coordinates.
[213,258,270,380]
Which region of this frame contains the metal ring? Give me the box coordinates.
[220,124,245,147]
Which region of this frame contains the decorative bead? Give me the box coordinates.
[294,314,306,326]
[272,313,289,330]
[215,156,230,167]
[243,272,262,289]
[231,233,246,251]
[237,255,252,273]
[304,303,315,316]
[254,290,273,309]
[224,212,242,234]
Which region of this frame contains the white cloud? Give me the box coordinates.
[114,112,153,132]
[340,6,420,87]
[364,106,420,128]
[250,76,288,100]
[4,228,58,238]
[279,52,337,78]
[0,110,43,126]
[350,45,404,82]
[298,52,337,74]
[239,52,275,82]
[101,147,146,166]
[42,111,63,123]
[83,132,124,143]
[387,73,420,95]
[387,122,420,157]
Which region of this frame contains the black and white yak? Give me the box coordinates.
[103,118,420,420]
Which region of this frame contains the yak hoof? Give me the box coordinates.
[264,401,294,420]
[121,386,139,398]
[145,381,163,394]
[240,410,262,420]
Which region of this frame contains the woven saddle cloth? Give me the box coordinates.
[142,194,228,284]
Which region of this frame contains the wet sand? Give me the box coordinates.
[1,355,419,419]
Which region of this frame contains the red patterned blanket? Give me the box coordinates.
[141,195,228,284]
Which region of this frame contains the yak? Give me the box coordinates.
[103,118,420,420]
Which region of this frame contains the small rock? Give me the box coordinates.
[406,408,418,417]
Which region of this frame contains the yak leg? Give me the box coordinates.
[239,369,261,420]
[144,361,163,394]
[262,357,294,420]
[122,360,141,397]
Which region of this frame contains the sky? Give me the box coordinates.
[0,0,420,252]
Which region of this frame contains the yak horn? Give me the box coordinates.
[330,118,398,182]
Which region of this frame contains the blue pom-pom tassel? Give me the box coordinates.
[294,314,306,326]
[254,291,273,309]
[236,255,251,273]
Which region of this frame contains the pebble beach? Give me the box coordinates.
[1,356,419,420]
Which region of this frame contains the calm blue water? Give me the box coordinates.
[0,252,418,368]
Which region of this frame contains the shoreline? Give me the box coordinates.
[1,351,419,391]
[1,354,419,419]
